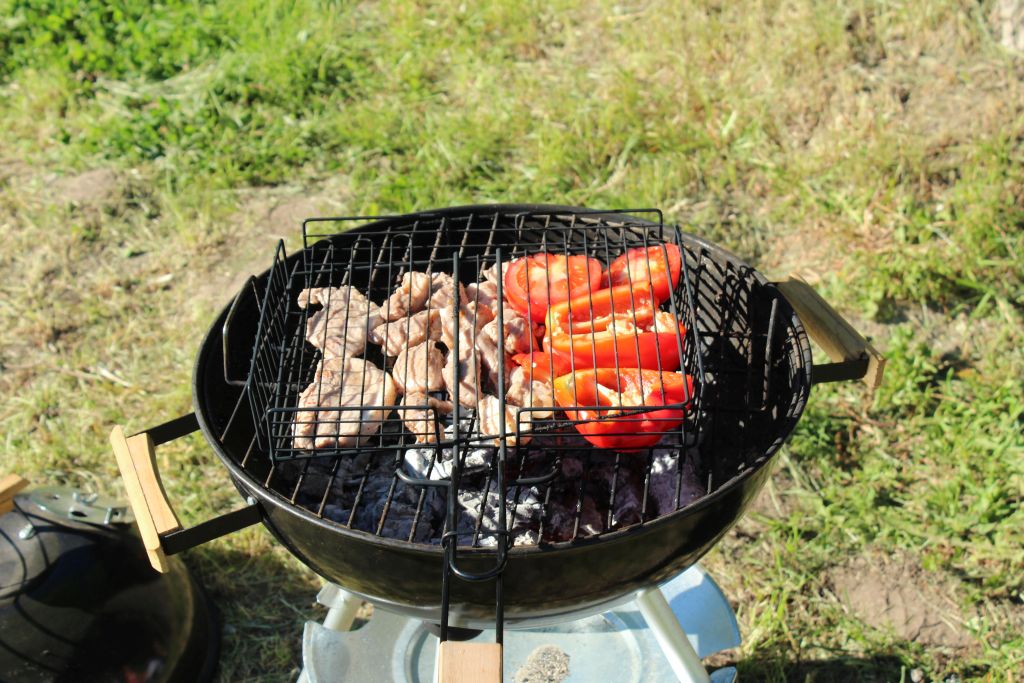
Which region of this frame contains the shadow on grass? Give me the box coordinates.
[725,654,906,683]
[182,543,322,682]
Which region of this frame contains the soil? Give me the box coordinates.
[756,224,843,285]
[828,552,976,649]
[51,168,122,206]
[267,196,327,233]
[995,0,1024,51]
[191,189,335,311]
[0,158,31,186]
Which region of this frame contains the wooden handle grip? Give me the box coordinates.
[0,474,29,515]
[438,642,503,683]
[776,274,885,390]
[110,426,182,572]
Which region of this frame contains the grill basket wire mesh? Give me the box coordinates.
[232,209,803,550]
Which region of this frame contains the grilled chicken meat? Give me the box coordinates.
[400,393,453,444]
[293,357,397,450]
[480,262,510,288]
[466,281,500,316]
[382,272,432,321]
[392,342,446,394]
[475,321,505,394]
[298,286,383,360]
[369,308,443,357]
[441,305,483,408]
[480,306,533,356]
[428,272,464,311]
[477,394,531,446]
[505,365,554,420]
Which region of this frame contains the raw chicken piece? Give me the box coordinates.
[439,296,495,350]
[369,309,443,357]
[480,306,533,356]
[440,306,482,408]
[505,365,554,420]
[392,342,446,394]
[427,272,465,311]
[293,357,398,450]
[480,262,510,288]
[382,272,431,321]
[465,281,499,316]
[467,300,495,329]
[477,395,531,446]
[399,393,453,444]
[475,320,506,393]
[298,286,383,360]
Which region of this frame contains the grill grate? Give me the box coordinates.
[223,208,800,553]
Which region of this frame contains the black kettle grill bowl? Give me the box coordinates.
[191,205,812,627]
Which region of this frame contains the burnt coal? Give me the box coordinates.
[274,424,705,548]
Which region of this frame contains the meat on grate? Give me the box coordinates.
[427,272,464,311]
[475,320,505,394]
[502,306,535,355]
[480,262,510,288]
[299,286,383,360]
[369,308,443,357]
[477,394,532,446]
[505,365,554,420]
[293,356,398,449]
[399,393,453,444]
[465,281,500,316]
[440,306,483,408]
[381,271,432,321]
[392,342,446,394]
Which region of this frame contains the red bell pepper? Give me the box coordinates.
[543,283,686,370]
[510,350,574,384]
[552,368,695,451]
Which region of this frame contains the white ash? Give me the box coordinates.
[456,479,542,548]
[403,421,494,481]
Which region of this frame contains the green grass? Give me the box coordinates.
[1,0,1022,680]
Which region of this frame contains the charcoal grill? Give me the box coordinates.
[110,204,883,682]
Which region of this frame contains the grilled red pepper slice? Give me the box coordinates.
[552,368,695,451]
[543,283,686,370]
[608,244,682,303]
[504,253,606,323]
[511,350,574,384]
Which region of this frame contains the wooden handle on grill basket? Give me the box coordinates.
[438,642,503,683]
[110,414,262,573]
[776,274,885,389]
[0,474,30,515]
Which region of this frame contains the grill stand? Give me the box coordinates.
[297,564,739,683]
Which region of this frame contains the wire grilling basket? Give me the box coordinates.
[244,209,707,468]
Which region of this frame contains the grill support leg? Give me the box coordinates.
[296,584,363,683]
[635,586,712,683]
[317,584,363,632]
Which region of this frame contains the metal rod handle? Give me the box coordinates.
[110,414,260,573]
[775,273,885,389]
